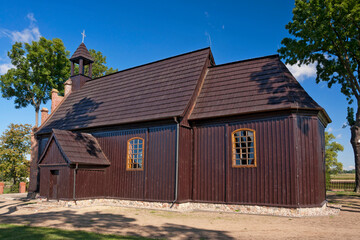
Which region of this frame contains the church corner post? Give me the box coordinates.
[27,126,39,198]
[350,108,360,193]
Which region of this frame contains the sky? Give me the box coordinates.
[0,0,355,170]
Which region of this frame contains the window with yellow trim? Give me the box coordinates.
[232,129,256,167]
[127,137,144,170]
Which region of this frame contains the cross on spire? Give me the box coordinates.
[81,30,86,43]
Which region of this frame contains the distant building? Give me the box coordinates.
[29,42,330,208]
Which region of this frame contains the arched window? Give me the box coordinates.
[232,128,256,167]
[127,137,144,170]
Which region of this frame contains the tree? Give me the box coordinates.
[325,131,344,175]
[278,0,360,192]
[0,37,70,127]
[0,124,32,186]
[76,49,118,78]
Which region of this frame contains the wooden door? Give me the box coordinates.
[49,170,59,199]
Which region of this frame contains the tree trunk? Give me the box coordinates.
[35,107,39,127]
[350,107,360,193]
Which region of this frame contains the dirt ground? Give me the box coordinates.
[0,193,359,240]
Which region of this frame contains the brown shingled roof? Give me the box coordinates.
[39,129,110,166]
[70,43,94,64]
[37,48,211,134]
[189,55,326,120]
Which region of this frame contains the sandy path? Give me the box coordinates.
[0,193,359,239]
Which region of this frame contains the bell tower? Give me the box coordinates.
[69,42,94,91]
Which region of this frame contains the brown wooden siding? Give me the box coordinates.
[75,169,107,199]
[193,124,226,202]
[145,126,176,201]
[73,126,176,201]
[94,129,146,199]
[40,140,66,165]
[39,166,72,199]
[295,115,326,206]
[39,140,72,199]
[177,127,193,201]
[193,113,325,207]
[226,116,296,206]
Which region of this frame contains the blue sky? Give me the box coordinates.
[0,0,355,170]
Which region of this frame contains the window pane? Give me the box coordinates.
[232,129,256,167]
[127,138,145,170]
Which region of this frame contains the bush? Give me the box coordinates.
[9,184,19,193]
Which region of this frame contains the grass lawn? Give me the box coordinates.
[330,174,355,180]
[327,191,360,197]
[0,224,154,240]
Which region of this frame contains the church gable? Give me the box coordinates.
[38,138,68,165]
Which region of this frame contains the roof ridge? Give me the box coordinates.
[87,47,211,82]
[209,54,279,69]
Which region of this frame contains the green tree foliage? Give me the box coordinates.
[278,0,360,192]
[76,49,118,78]
[0,124,32,185]
[325,131,344,175]
[0,37,70,127]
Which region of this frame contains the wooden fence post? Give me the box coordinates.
[0,182,4,194]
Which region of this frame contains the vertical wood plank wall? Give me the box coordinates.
[39,140,72,199]
[193,114,325,207]
[178,127,193,201]
[74,126,176,201]
[38,114,326,207]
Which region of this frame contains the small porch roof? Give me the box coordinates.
[38,129,110,166]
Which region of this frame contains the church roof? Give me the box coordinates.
[189,55,327,120]
[70,43,94,64]
[36,47,329,135]
[37,48,211,134]
[38,129,110,166]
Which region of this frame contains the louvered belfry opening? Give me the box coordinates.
[70,43,94,78]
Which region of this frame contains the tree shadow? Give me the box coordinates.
[0,205,234,239]
[250,59,320,135]
[40,97,103,133]
[73,132,103,158]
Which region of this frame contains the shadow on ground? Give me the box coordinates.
[0,201,234,239]
[327,194,360,213]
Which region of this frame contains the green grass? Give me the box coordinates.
[327,191,360,197]
[330,174,355,180]
[0,224,153,240]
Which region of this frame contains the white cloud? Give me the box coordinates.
[26,13,36,23]
[222,25,225,30]
[346,165,355,170]
[0,63,14,75]
[336,134,342,139]
[286,62,317,82]
[328,127,333,132]
[0,13,41,43]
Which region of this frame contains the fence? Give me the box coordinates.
[327,180,356,191]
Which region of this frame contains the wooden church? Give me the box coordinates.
[29,42,330,208]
